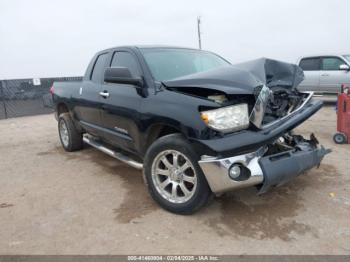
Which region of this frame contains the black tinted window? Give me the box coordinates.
[111,52,141,77]
[322,57,345,70]
[91,53,108,83]
[140,48,229,81]
[299,58,320,71]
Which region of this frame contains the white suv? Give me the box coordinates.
[297,55,350,94]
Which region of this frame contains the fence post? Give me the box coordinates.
[1,80,8,119]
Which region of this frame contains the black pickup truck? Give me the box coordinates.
[52,46,330,214]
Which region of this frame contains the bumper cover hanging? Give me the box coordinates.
[258,145,331,194]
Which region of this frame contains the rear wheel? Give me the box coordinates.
[144,134,212,214]
[58,113,83,151]
[333,132,347,144]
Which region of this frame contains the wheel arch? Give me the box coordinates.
[142,123,217,158]
[144,123,184,153]
[56,102,83,133]
[56,102,70,116]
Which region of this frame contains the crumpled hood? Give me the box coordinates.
[163,58,304,95]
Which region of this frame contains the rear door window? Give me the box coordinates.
[91,53,108,83]
[321,57,345,71]
[299,58,320,71]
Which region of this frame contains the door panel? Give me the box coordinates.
[99,50,143,153]
[298,57,321,92]
[75,81,104,133]
[74,52,109,136]
[298,71,320,92]
[99,84,141,153]
[319,71,350,93]
[320,57,350,93]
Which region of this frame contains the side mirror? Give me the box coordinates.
[104,67,143,87]
[339,64,350,71]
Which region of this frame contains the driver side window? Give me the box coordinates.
[321,57,345,71]
[111,51,141,77]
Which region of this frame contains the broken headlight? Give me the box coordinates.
[200,104,249,132]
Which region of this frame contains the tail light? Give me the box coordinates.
[49,85,54,95]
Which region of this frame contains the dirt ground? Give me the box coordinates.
[0,104,349,255]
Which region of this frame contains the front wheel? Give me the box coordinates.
[143,134,212,214]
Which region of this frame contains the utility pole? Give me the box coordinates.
[197,16,202,50]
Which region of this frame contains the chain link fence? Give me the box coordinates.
[0,77,82,119]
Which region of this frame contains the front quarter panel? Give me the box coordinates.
[139,88,220,151]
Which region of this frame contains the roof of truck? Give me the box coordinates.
[296,54,350,64]
[300,53,348,57]
[99,45,199,52]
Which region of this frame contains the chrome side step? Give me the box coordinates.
[83,135,143,170]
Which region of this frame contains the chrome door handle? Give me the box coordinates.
[99,91,109,98]
[321,73,329,77]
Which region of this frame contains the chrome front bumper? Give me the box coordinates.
[198,147,266,194]
[198,143,330,195]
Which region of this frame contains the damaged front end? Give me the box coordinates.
[258,133,331,193]
[198,132,330,194]
[164,58,331,194]
[249,85,313,129]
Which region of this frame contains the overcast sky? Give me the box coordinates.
[0,0,349,79]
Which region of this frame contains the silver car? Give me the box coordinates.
[297,54,350,94]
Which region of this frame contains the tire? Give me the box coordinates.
[333,132,347,144]
[143,134,212,214]
[58,113,83,152]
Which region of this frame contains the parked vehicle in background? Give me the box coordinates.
[297,54,350,94]
[52,46,330,214]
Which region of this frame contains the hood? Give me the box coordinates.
[162,58,304,95]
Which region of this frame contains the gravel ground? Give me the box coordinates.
[0,104,349,255]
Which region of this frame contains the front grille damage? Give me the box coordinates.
[262,87,309,126]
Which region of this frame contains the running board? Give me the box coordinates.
[83,135,143,170]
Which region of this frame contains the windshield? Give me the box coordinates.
[140,48,230,81]
[344,55,350,63]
